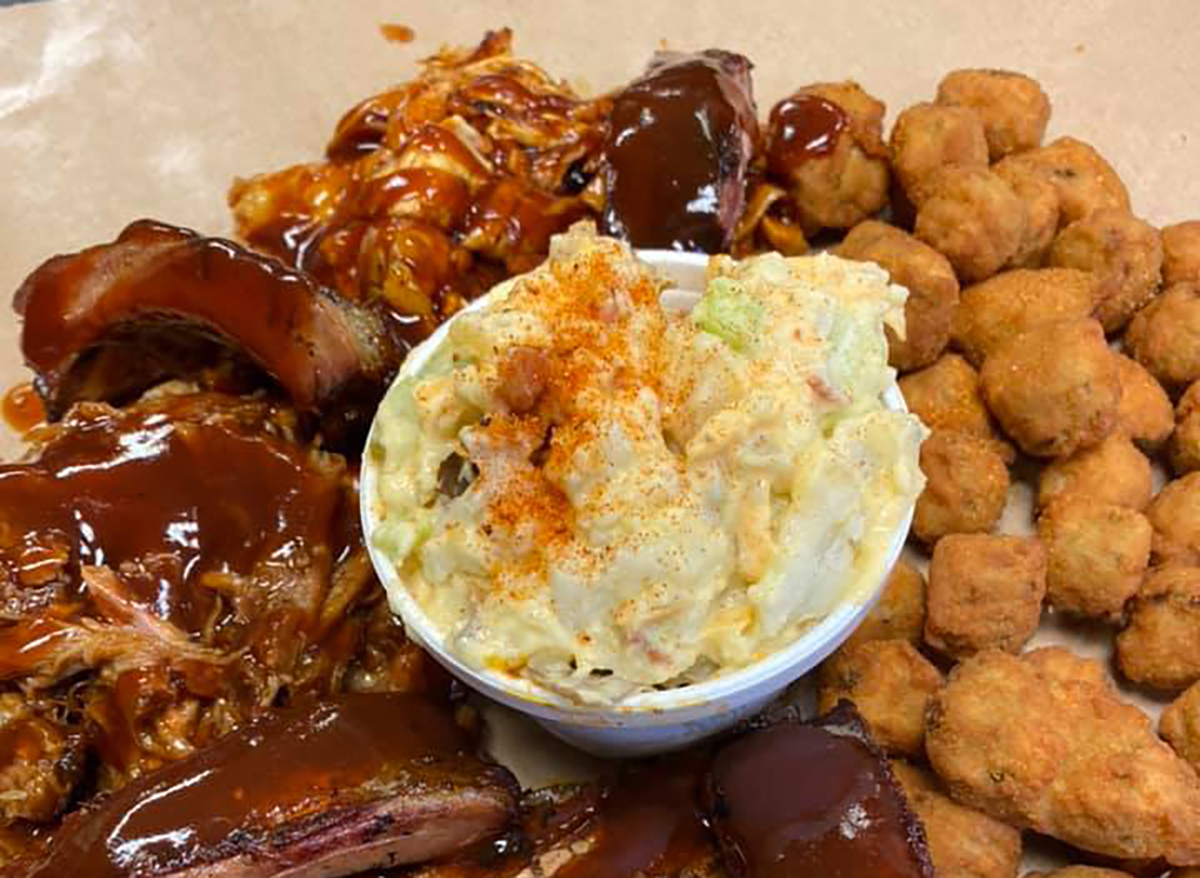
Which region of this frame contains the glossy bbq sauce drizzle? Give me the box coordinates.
[601,51,754,253]
[766,94,849,176]
[557,755,712,878]
[2,382,45,434]
[705,721,932,878]
[25,694,468,877]
[0,398,345,639]
[380,23,415,43]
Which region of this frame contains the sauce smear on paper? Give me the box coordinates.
[380,23,415,43]
[2,382,45,434]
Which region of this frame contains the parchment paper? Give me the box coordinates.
[2,0,1199,869]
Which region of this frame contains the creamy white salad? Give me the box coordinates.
[369,224,926,704]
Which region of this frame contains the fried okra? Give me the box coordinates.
[1163,221,1200,286]
[993,157,1061,267]
[1146,472,1200,566]
[1125,283,1200,392]
[1161,681,1200,770]
[889,101,989,199]
[935,68,1051,161]
[926,647,1200,865]
[891,760,1023,878]
[816,639,943,757]
[1037,434,1154,511]
[836,220,960,370]
[950,267,1097,367]
[914,165,1027,283]
[1117,566,1200,691]
[1114,353,1174,450]
[1037,498,1151,621]
[980,318,1121,458]
[899,354,1010,454]
[925,534,1046,658]
[1171,382,1200,475]
[1049,209,1163,332]
[913,430,1010,545]
[766,82,890,232]
[997,136,1131,225]
[844,557,927,648]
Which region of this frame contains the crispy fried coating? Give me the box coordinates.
[837,220,960,371]
[1037,497,1151,621]
[900,354,1011,455]
[1117,566,1200,691]
[915,166,1028,283]
[981,318,1121,458]
[1126,283,1200,392]
[1161,681,1200,770]
[816,639,943,757]
[1146,473,1200,566]
[1171,382,1200,475]
[997,136,1131,225]
[1037,434,1154,511]
[935,68,1051,161]
[772,82,890,232]
[913,430,1011,545]
[926,647,1200,865]
[891,760,1022,878]
[889,102,989,197]
[993,157,1061,267]
[844,557,927,648]
[1163,221,1200,286]
[950,268,1097,367]
[1049,209,1163,332]
[925,534,1046,658]
[1114,353,1175,451]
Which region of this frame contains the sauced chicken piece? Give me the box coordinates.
[231,30,609,336]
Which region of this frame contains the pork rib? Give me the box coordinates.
[12,220,406,446]
[7,693,518,878]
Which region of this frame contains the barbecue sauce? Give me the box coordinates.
[380,23,415,43]
[557,754,712,878]
[14,220,365,414]
[766,94,849,176]
[23,694,475,877]
[705,718,933,878]
[601,51,756,253]
[0,396,346,641]
[2,382,45,434]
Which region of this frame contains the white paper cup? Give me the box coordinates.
[361,250,915,758]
